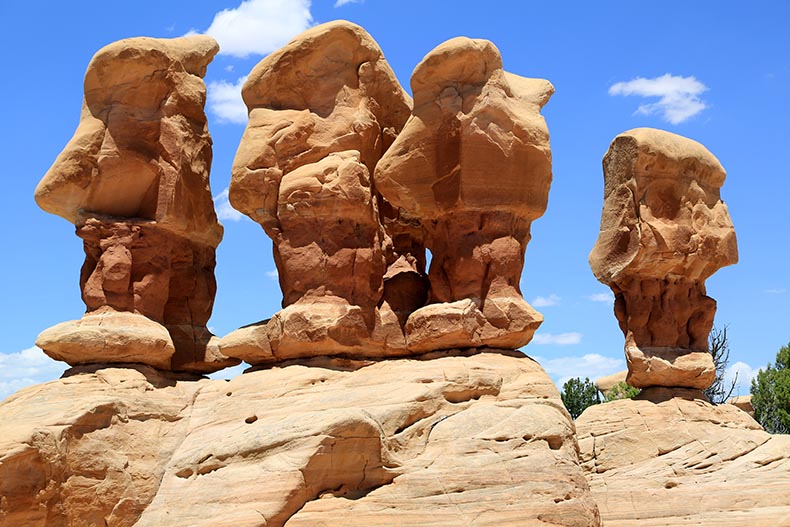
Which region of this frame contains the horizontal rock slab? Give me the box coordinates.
[36,311,175,370]
[625,346,715,389]
[0,351,600,527]
[576,387,790,526]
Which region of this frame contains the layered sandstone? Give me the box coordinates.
[223,21,416,362]
[589,128,738,389]
[0,352,600,527]
[33,36,235,373]
[576,389,790,526]
[375,37,554,352]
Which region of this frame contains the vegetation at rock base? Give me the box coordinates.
[751,342,790,434]
[704,325,738,405]
[604,381,640,402]
[561,377,600,419]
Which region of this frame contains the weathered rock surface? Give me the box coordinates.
[224,21,417,362]
[729,394,755,417]
[593,369,627,397]
[33,36,234,373]
[375,37,553,352]
[576,388,790,526]
[589,128,738,389]
[0,352,600,527]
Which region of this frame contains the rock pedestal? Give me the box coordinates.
[222,21,416,363]
[33,36,235,373]
[375,37,554,352]
[576,389,790,526]
[589,128,738,389]
[0,352,601,527]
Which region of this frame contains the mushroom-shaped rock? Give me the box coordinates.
[375,37,554,352]
[589,128,738,389]
[34,36,237,373]
[221,21,416,363]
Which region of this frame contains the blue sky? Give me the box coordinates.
[2,0,789,398]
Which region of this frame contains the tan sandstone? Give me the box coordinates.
[0,352,600,527]
[33,36,236,373]
[375,37,554,352]
[222,21,417,363]
[589,128,738,389]
[576,388,790,526]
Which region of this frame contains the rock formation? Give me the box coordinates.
[375,37,554,352]
[576,389,790,526]
[0,353,601,527]
[589,128,738,389]
[33,36,236,373]
[222,21,417,363]
[594,370,628,398]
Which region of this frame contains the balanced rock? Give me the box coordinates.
[0,352,601,527]
[223,21,415,363]
[594,370,628,398]
[375,37,554,352]
[34,36,236,373]
[576,389,790,526]
[589,128,738,389]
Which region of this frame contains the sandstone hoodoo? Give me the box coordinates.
[374,37,554,352]
[589,128,738,389]
[33,36,237,373]
[222,21,419,362]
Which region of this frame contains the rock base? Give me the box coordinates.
[0,351,600,527]
[576,387,790,526]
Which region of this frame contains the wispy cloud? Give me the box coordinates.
[588,292,614,303]
[207,76,248,125]
[0,347,65,400]
[609,74,708,124]
[532,332,583,346]
[724,361,759,396]
[195,0,313,58]
[213,187,245,221]
[335,0,363,6]
[532,294,561,307]
[530,353,624,387]
[765,288,786,295]
[265,269,279,280]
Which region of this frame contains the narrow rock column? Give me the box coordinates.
[375,37,554,352]
[221,21,416,363]
[34,36,236,373]
[589,128,738,389]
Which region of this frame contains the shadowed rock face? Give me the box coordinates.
[33,36,237,373]
[375,37,554,352]
[589,128,738,389]
[222,21,419,362]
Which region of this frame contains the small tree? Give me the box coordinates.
[704,325,738,404]
[561,377,600,419]
[751,342,790,434]
[604,381,640,402]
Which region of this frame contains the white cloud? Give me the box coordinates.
[532,294,561,307]
[335,0,363,6]
[724,361,759,396]
[213,187,246,222]
[0,347,65,400]
[588,292,614,303]
[530,353,624,387]
[201,0,313,58]
[207,76,249,125]
[765,288,786,295]
[532,332,583,346]
[265,270,279,280]
[609,74,708,124]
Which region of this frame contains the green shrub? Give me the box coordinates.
[561,377,600,419]
[751,342,790,434]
